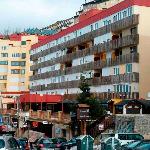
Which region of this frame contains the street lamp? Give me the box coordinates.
[61,92,64,119]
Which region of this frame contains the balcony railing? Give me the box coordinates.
[30,53,139,81]
[0,108,17,116]
[29,110,71,124]
[31,33,139,71]
[30,72,139,92]
[30,14,139,61]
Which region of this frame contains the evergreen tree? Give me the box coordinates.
[77,76,104,120]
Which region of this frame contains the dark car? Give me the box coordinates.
[136,143,150,150]
[120,140,150,150]
[51,137,67,150]
[34,137,55,150]
[17,137,30,150]
[0,134,20,150]
[63,137,77,149]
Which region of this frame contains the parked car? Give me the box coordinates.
[51,137,67,150]
[34,137,55,150]
[119,140,150,150]
[101,137,121,150]
[101,133,144,146]
[0,134,20,150]
[63,137,77,149]
[136,143,150,150]
[17,137,29,150]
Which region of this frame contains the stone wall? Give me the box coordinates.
[115,114,150,139]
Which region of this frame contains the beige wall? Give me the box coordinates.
[134,6,150,99]
[0,35,38,92]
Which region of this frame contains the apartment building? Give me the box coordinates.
[0,34,39,97]
[30,0,150,100]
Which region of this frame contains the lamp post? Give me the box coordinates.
[14,96,20,137]
[61,93,64,119]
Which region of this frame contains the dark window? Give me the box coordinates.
[0,61,8,65]
[11,69,20,74]
[11,61,26,66]
[22,53,26,59]
[21,41,26,45]
[0,75,7,80]
[1,53,8,57]
[131,27,137,34]
[20,61,26,66]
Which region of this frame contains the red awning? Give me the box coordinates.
[20,94,63,103]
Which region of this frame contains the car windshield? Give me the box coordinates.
[0,139,5,149]
[137,144,150,150]
[127,141,141,148]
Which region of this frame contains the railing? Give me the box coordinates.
[30,72,139,92]
[30,34,139,71]
[0,108,17,116]
[29,110,71,124]
[30,14,139,61]
[30,52,139,81]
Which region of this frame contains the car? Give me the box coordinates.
[51,137,67,150]
[34,137,55,150]
[101,137,121,150]
[63,137,77,149]
[119,140,150,150]
[17,137,30,150]
[101,133,144,146]
[0,134,20,150]
[136,143,150,150]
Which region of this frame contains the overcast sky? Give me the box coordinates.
[0,0,90,34]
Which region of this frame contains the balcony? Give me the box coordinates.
[30,72,139,92]
[0,108,17,116]
[29,110,71,124]
[30,53,139,81]
[30,14,139,61]
[30,33,139,72]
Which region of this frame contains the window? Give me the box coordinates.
[21,69,25,74]
[126,64,132,73]
[0,75,7,80]
[130,27,137,35]
[95,23,98,29]
[11,69,20,74]
[122,11,127,18]
[1,53,8,57]
[0,61,8,65]
[11,61,26,66]
[90,25,93,31]
[114,67,119,75]
[21,41,26,45]
[21,53,26,59]
[130,46,137,53]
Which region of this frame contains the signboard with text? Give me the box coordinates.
[77,107,89,120]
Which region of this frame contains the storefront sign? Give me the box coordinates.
[77,108,89,120]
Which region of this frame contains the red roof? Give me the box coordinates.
[20,94,63,103]
[0,35,4,39]
[31,0,150,50]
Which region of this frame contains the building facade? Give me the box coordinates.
[0,34,41,109]
[30,0,150,100]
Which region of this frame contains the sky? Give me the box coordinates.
[0,0,90,34]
